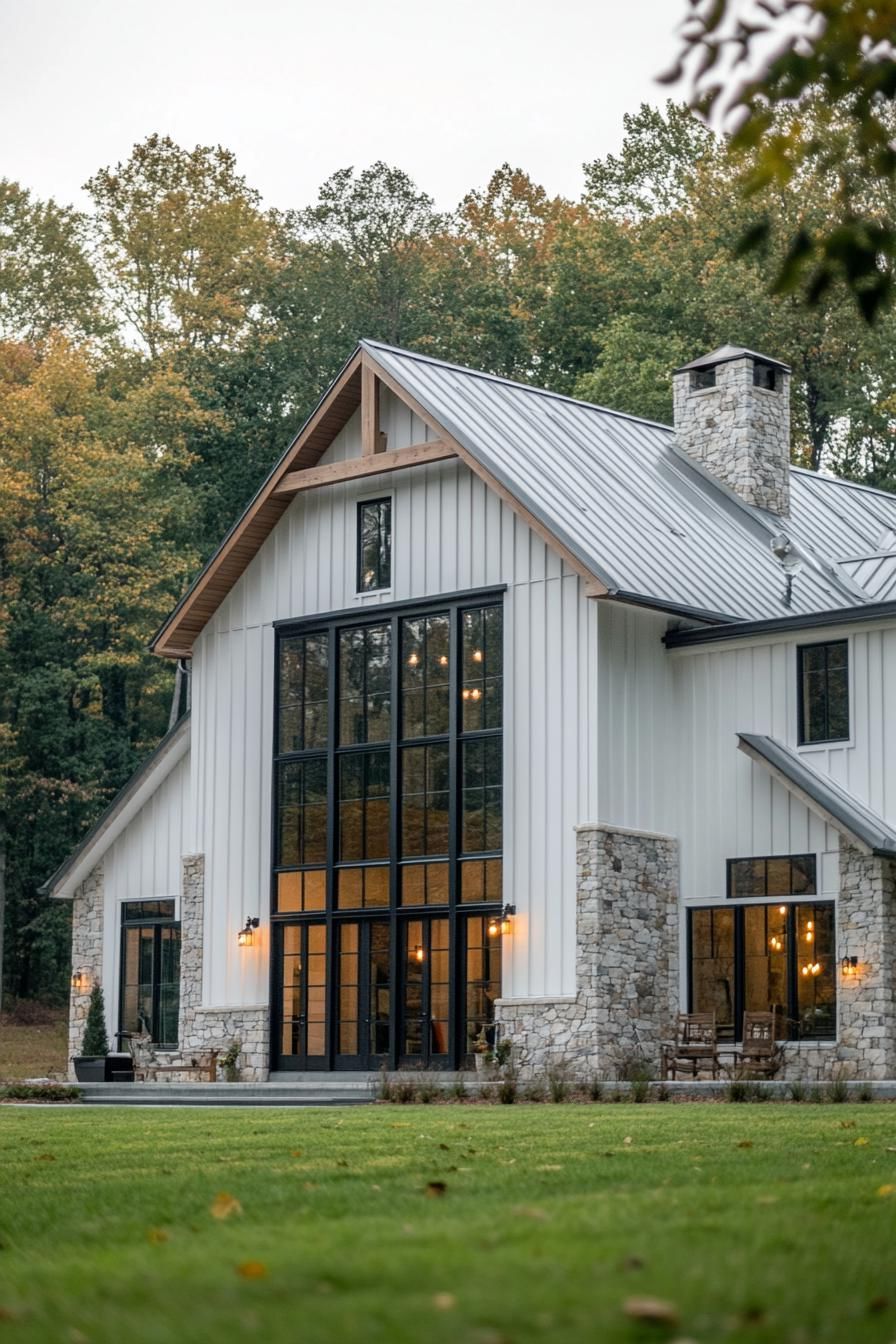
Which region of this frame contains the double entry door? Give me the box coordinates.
[274,914,465,1070]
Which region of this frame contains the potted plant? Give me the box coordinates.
[472,1029,492,1073]
[72,984,109,1082]
[219,1038,241,1082]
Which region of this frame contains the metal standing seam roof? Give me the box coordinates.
[362,341,876,623]
[738,733,896,857]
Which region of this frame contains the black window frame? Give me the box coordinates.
[726,852,817,900]
[271,588,505,1071]
[118,900,181,1048]
[797,639,850,745]
[687,898,836,1042]
[356,497,392,594]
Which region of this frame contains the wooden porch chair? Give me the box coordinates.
[661,1013,721,1080]
[736,1011,783,1078]
[125,1032,219,1082]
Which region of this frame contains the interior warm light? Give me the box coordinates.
[487,916,500,938]
[805,930,814,943]
[801,961,822,977]
[237,917,260,948]
[407,652,420,668]
[769,935,784,953]
[779,906,787,914]
[438,655,449,667]
[472,650,483,663]
[413,944,424,963]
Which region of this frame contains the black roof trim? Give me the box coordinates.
[39,714,191,896]
[738,733,896,858]
[607,590,740,626]
[664,599,896,649]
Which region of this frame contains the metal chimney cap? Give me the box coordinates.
[674,344,791,376]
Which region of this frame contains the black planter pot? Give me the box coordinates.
[72,1056,107,1083]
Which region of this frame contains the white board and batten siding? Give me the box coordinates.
[191,395,599,1008]
[666,620,896,905]
[99,751,192,1034]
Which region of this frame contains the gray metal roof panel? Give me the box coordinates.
[738,733,896,857]
[363,341,860,622]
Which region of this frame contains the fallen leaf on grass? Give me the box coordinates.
[854,1138,870,1147]
[236,1261,268,1279]
[290,1149,303,1158]
[432,1293,456,1311]
[621,1255,645,1271]
[34,1154,55,1162]
[535,1164,562,1171]
[736,1140,753,1149]
[839,1120,856,1129]
[513,1205,548,1221]
[876,1184,896,1198]
[425,1181,447,1197]
[623,1136,633,1146]
[439,1143,450,1151]
[210,1192,243,1220]
[146,1228,169,1245]
[623,1296,679,1325]
[868,1296,889,1313]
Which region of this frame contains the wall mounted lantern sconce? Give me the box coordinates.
[71,969,86,991]
[237,917,260,948]
[841,955,859,978]
[488,905,517,938]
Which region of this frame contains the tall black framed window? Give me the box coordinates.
[119,901,180,1046]
[357,498,392,593]
[272,591,504,1070]
[798,640,849,744]
[689,900,835,1041]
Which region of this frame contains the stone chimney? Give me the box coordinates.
[673,345,791,517]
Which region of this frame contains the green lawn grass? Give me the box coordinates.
[1,1103,895,1343]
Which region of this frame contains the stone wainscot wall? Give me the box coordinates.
[179,854,270,1081]
[67,862,105,1076]
[495,824,680,1080]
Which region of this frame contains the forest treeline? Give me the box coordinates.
[3,101,895,1002]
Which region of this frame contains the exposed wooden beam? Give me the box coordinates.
[361,363,381,455]
[274,440,455,497]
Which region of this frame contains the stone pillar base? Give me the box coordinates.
[179,855,271,1081]
[495,824,679,1080]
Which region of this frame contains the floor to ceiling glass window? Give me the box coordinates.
[272,593,504,1071]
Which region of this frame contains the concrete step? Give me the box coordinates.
[77,1081,376,1107]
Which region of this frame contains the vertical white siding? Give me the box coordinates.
[193,440,598,1005]
[100,752,192,1026]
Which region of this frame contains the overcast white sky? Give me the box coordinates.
[0,0,684,213]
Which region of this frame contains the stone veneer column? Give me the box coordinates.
[833,842,896,1080]
[68,862,104,1079]
[673,355,791,516]
[495,825,679,1079]
[178,854,270,1081]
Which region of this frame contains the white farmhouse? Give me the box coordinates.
[45,341,896,1082]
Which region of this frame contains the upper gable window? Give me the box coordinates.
[798,640,849,744]
[357,498,392,593]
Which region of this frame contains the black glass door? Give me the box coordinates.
[334,918,391,1069]
[275,921,328,1070]
[399,916,451,1068]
